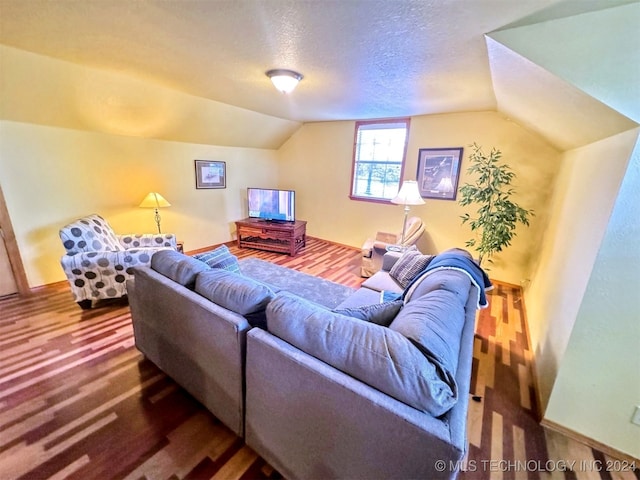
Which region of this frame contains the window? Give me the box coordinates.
[350,118,410,202]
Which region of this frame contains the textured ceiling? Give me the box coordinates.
[0,0,637,150]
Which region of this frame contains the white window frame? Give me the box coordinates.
[349,118,410,203]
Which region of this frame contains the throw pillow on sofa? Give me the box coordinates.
[193,244,241,273]
[267,292,457,416]
[388,247,434,288]
[333,299,403,327]
[150,249,211,289]
[195,269,275,328]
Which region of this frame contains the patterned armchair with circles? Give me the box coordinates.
[360,216,425,277]
[59,214,177,309]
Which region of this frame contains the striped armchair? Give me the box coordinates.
[360,216,425,277]
[59,214,176,309]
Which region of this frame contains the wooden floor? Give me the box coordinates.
[0,238,636,480]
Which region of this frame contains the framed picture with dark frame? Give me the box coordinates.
[416,147,463,200]
[195,160,226,189]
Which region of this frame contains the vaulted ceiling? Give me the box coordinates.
[1,0,638,151]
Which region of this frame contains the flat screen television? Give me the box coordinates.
[247,187,295,222]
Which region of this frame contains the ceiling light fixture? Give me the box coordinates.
[266,69,303,94]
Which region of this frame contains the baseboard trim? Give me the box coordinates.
[541,418,640,463]
[190,236,359,255]
[305,235,359,250]
[186,242,234,256]
[489,278,522,289]
[514,284,545,422]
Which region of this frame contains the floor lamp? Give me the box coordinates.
[390,180,425,246]
[139,192,171,234]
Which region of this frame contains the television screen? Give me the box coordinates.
[247,187,295,222]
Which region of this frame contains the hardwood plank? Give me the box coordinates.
[0,238,632,480]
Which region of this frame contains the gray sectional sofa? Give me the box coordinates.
[127,247,490,479]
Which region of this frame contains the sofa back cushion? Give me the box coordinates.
[404,268,471,304]
[267,292,457,416]
[390,289,466,397]
[195,269,275,328]
[151,249,210,288]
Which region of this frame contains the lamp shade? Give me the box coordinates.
[266,69,303,94]
[139,192,171,209]
[391,180,425,206]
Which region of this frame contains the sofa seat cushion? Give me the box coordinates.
[389,289,466,400]
[360,271,403,293]
[151,250,210,288]
[266,292,457,416]
[195,269,275,328]
[334,286,384,309]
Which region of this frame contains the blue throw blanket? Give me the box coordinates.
[402,252,492,309]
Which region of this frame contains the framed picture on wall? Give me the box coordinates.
[416,147,463,200]
[195,160,226,189]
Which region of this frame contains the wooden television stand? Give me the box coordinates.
[235,218,307,256]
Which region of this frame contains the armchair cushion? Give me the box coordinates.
[61,248,171,302]
[60,214,123,253]
[399,217,425,246]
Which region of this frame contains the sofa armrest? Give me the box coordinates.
[245,328,466,480]
[361,237,374,258]
[375,231,399,244]
[128,266,251,436]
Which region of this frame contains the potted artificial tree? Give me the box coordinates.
[458,143,534,266]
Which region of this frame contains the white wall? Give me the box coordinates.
[277,111,560,284]
[1,3,638,458]
[494,2,640,457]
[544,130,640,459]
[0,45,300,149]
[0,45,290,288]
[525,129,637,408]
[0,120,278,287]
[490,3,640,123]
